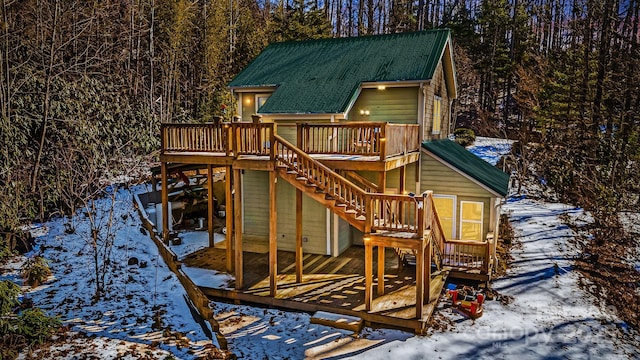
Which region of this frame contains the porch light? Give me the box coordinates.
[377,85,386,90]
[360,109,370,116]
[245,97,252,104]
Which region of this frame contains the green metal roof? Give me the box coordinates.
[229,29,452,114]
[422,139,510,197]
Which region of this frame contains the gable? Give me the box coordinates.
[229,29,453,115]
[421,140,510,197]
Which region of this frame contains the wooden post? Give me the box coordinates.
[225,166,233,272]
[296,189,303,283]
[233,168,243,289]
[161,162,169,244]
[269,171,278,297]
[377,245,385,295]
[424,191,433,228]
[399,166,406,224]
[378,171,387,193]
[207,165,215,248]
[365,239,373,311]
[379,124,387,161]
[425,237,431,303]
[415,242,425,319]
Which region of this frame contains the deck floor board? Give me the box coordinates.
[183,245,446,331]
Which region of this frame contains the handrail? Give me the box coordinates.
[299,122,383,156]
[441,240,488,271]
[369,194,422,234]
[424,191,446,263]
[274,135,369,219]
[161,122,229,154]
[385,124,420,157]
[231,122,274,156]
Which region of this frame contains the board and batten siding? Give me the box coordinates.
[242,170,270,237]
[241,170,328,255]
[347,87,419,123]
[420,152,493,240]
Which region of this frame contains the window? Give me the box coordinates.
[433,195,456,239]
[255,94,270,113]
[460,201,484,241]
[432,96,442,134]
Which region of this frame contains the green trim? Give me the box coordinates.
[422,139,510,197]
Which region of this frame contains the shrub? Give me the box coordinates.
[453,128,476,147]
[0,281,61,359]
[0,280,21,316]
[22,256,51,287]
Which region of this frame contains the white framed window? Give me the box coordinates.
[433,195,456,239]
[432,96,442,134]
[255,94,270,113]
[459,201,484,241]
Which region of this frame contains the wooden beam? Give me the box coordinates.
[296,189,303,283]
[207,165,215,248]
[425,239,431,304]
[399,165,406,194]
[233,168,243,289]
[415,243,424,319]
[377,246,385,296]
[364,239,373,311]
[269,171,278,297]
[378,171,387,194]
[399,165,406,224]
[161,162,169,244]
[225,166,233,272]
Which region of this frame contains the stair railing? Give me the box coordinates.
[274,135,369,219]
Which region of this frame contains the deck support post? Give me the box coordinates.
[415,241,425,319]
[233,168,243,289]
[364,238,373,311]
[207,165,215,248]
[295,189,303,283]
[425,238,431,303]
[269,171,278,297]
[160,162,169,244]
[378,171,387,193]
[377,246,385,295]
[225,166,233,272]
[399,165,406,224]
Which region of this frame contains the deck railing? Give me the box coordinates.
[231,122,274,156]
[161,123,229,154]
[385,124,420,158]
[298,122,420,160]
[162,121,419,161]
[423,191,446,263]
[441,239,491,273]
[369,194,420,234]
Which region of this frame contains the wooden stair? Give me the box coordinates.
[276,166,366,232]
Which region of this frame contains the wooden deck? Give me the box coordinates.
[182,244,447,333]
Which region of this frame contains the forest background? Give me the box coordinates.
[0,0,639,326]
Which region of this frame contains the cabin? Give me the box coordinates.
[155,29,510,333]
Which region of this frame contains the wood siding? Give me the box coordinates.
[420,153,493,240]
[242,170,328,254]
[242,170,270,236]
[423,62,452,141]
[276,180,328,254]
[348,87,419,123]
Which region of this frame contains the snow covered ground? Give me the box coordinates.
[207,137,639,359]
[1,184,216,359]
[3,137,639,359]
